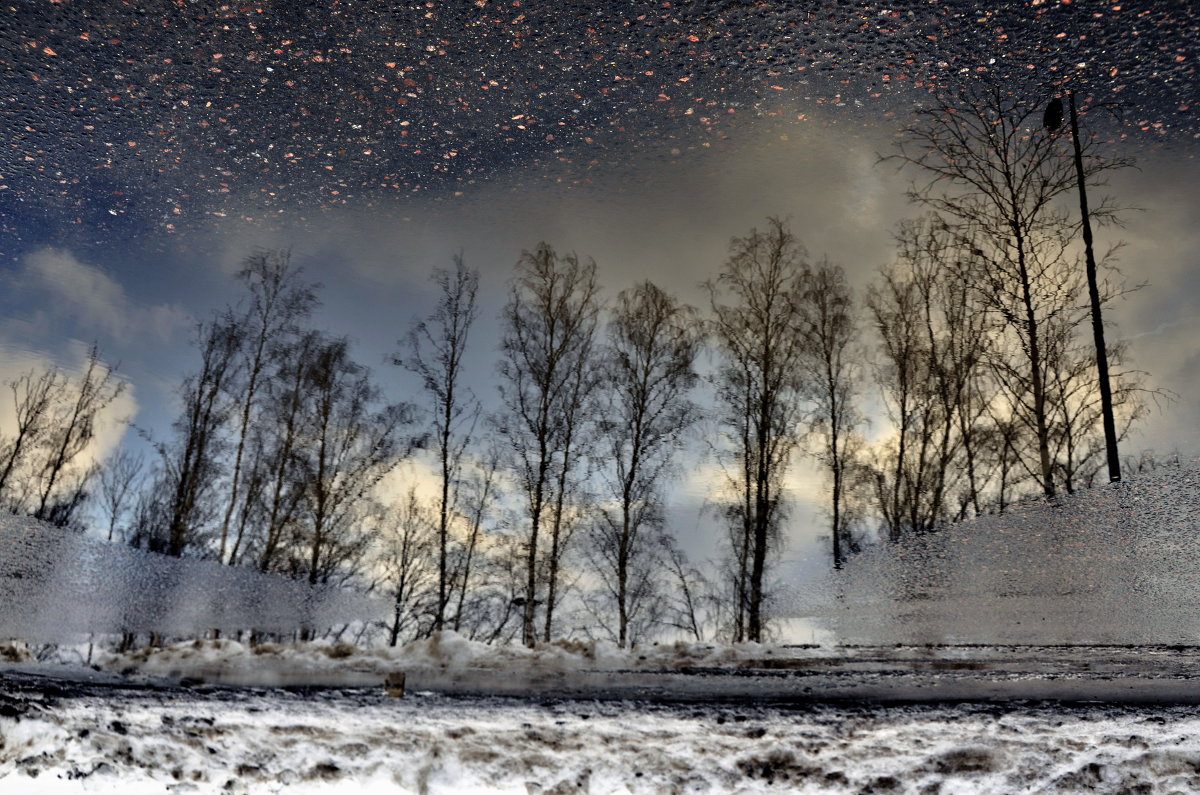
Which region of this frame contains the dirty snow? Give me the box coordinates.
[90,633,829,684]
[5,677,1200,794]
[7,639,1200,792]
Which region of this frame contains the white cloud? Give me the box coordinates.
[18,248,191,344]
[376,457,443,507]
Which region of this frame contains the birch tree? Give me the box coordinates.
[591,280,700,647]
[891,82,1133,499]
[797,261,861,567]
[497,243,600,646]
[216,249,318,563]
[160,316,241,556]
[94,447,144,542]
[706,218,809,642]
[33,345,125,526]
[295,336,409,586]
[0,367,61,506]
[397,256,480,631]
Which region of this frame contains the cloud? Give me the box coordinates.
[226,109,906,308]
[17,248,191,345]
[376,457,443,508]
[1101,153,1200,458]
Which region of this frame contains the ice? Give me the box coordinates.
[792,460,1200,645]
[0,515,387,642]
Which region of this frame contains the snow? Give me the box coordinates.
[9,639,1200,791]
[8,638,1200,792]
[6,461,1200,791]
[77,633,828,689]
[6,678,1200,794]
[0,515,385,644]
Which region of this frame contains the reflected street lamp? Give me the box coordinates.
[1045,90,1121,483]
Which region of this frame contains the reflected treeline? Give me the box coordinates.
[0,82,1166,648]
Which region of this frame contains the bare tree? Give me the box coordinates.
[0,367,63,508]
[397,255,480,631]
[866,264,925,541]
[216,249,318,563]
[376,488,437,646]
[221,429,268,567]
[158,315,242,557]
[1046,334,1152,493]
[123,472,174,560]
[591,280,701,647]
[451,439,501,633]
[34,345,126,525]
[797,260,862,567]
[468,531,527,645]
[94,447,145,542]
[867,218,991,538]
[661,541,715,642]
[296,335,409,586]
[497,243,601,646]
[891,82,1133,499]
[255,330,320,573]
[706,218,809,642]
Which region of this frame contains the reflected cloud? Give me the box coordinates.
[14,248,191,345]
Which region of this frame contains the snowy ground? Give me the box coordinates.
[7,678,1200,794]
[7,637,1200,793]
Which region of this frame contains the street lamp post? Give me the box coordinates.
[1045,91,1122,483]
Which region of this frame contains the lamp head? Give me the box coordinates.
[1044,97,1064,132]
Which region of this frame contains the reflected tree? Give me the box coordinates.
[706,218,809,642]
[497,243,601,646]
[33,345,125,527]
[397,255,481,632]
[0,367,62,506]
[0,346,124,528]
[158,316,241,557]
[451,438,502,634]
[798,259,862,567]
[590,280,700,647]
[94,447,144,543]
[216,249,318,564]
[377,487,437,646]
[294,336,410,586]
[254,330,321,573]
[867,218,990,538]
[890,82,1135,499]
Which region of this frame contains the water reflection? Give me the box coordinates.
[0,514,384,643]
[788,460,1200,645]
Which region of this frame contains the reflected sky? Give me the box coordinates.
[2,0,1195,239]
[0,0,1197,564]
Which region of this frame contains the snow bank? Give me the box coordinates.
[0,515,387,643]
[92,632,826,685]
[813,460,1200,645]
